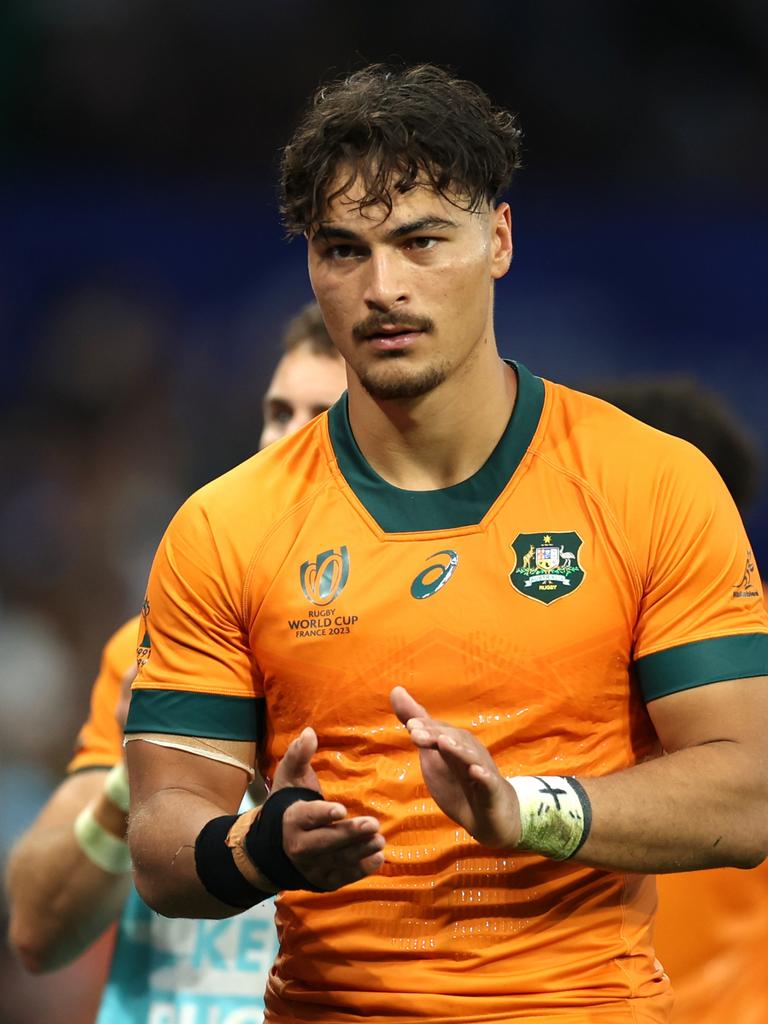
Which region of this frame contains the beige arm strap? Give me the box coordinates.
[124,733,256,777]
[224,807,279,894]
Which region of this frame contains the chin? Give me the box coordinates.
[358,360,448,401]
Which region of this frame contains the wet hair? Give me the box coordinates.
[589,376,763,513]
[282,302,338,358]
[280,63,523,236]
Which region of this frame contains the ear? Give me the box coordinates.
[490,202,513,281]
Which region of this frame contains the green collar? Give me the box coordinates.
[327,361,545,533]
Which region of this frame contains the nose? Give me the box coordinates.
[362,248,409,311]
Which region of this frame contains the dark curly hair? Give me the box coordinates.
[280,64,523,236]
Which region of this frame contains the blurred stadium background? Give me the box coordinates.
[0,3,766,1021]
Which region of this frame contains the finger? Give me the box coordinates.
[279,727,318,778]
[407,721,462,748]
[390,685,429,725]
[298,831,385,865]
[435,733,491,770]
[407,726,441,749]
[285,799,347,830]
[467,762,498,790]
[322,850,386,889]
[288,824,385,863]
[435,738,502,803]
[289,801,380,835]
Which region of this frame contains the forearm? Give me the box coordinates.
[128,788,245,919]
[7,794,130,972]
[572,741,768,872]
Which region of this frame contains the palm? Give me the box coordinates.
[390,686,518,849]
[417,742,511,847]
[417,746,477,830]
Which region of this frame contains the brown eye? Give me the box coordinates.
[327,244,359,259]
[407,237,438,251]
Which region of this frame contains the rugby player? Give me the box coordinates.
[125,65,768,1024]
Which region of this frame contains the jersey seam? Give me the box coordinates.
[610,873,634,992]
[527,446,645,603]
[131,682,261,699]
[240,476,336,624]
[636,627,768,662]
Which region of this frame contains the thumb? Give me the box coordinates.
[276,727,318,783]
[280,729,317,774]
[390,686,428,726]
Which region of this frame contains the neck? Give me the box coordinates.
[346,341,517,491]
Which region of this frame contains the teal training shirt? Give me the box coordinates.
[96,795,279,1024]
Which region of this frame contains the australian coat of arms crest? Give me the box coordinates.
[510,532,585,605]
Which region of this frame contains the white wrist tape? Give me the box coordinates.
[103,762,130,813]
[507,775,592,860]
[74,805,132,874]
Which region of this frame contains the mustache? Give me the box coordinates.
[352,312,434,341]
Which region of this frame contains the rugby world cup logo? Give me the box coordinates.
[300,547,350,606]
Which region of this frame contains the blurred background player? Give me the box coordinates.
[4,303,345,1023]
[589,375,767,1024]
[260,303,349,448]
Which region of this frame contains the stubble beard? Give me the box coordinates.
[357,354,449,401]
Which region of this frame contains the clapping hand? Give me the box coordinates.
[270,727,386,890]
[390,686,520,849]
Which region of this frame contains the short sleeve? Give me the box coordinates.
[633,441,768,701]
[67,616,140,773]
[125,492,264,742]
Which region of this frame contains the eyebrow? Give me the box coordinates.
[313,216,459,244]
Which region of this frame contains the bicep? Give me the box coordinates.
[25,771,109,834]
[648,676,768,753]
[126,739,250,816]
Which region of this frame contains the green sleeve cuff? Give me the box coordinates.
[635,633,768,702]
[125,689,264,742]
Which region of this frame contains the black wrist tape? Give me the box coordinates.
[245,787,325,892]
[194,814,268,909]
[564,777,593,859]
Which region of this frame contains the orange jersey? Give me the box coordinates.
[127,363,768,1024]
[654,864,768,1024]
[654,593,768,1024]
[69,616,140,773]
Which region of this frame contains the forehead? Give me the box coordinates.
[316,167,484,235]
[266,346,344,396]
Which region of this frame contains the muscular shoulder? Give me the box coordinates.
[535,379,729,521]
[534,379,736,577]
[537,379,713,488]
[169,414,335,561]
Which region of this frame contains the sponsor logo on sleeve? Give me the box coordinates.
[137,596,152,668]
[733,550,760,599]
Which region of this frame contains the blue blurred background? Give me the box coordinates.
[1,3,766,1021]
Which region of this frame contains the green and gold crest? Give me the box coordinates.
[510,532,585,605]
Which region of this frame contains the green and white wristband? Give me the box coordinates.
[103,762,130,813]
[74,805,132,874]
[507,775,592,861]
